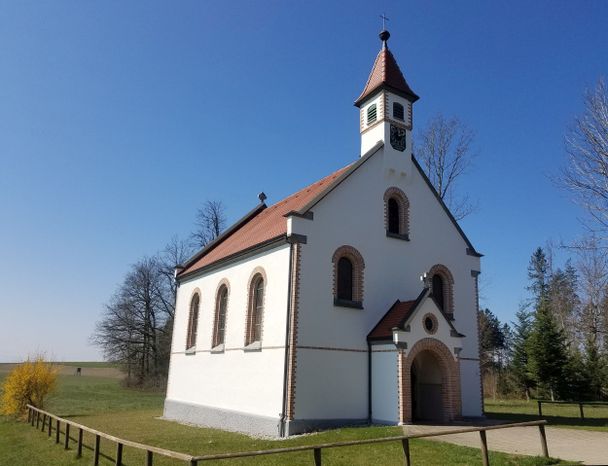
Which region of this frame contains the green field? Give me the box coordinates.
[485,399,608,432]
[0,371,569,465]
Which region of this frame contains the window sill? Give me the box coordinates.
[185,347,196,355]
[386,231,410,241]
[244,341,262,352]
[211,344,225,354]
[334,298,363,309]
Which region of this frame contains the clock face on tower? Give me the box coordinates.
[390,124,406,152]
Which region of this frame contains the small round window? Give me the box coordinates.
[423,313,438,335]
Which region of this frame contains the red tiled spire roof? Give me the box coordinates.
[355,31,419,107]
[178,164,353,278]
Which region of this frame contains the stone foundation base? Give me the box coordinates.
[163,399,281,437]
[163,399,369,437]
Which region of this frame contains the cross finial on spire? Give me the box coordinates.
[379,14,390,48]
[380,13,389,30]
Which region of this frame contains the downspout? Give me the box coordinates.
[367,342,372,424]
[279,242,295,437]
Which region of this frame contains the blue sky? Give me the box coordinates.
[1,1,606,361]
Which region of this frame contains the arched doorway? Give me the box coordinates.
[411,350,444,421]
[399,338,461,424]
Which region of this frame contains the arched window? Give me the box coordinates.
[432,274,445,311]
[428,264,455,318]
[246,274,265,346]
[387,198,400,234]
[332,245,365,308]
[384,187,410,239]
[393,102,404,121]
[186,293,200,350]
[213,284,229,348]
[337,257,353,301]
[367,104,377,125]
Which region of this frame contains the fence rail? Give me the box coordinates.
[26,404,549,466]
[26,404,194,465]
[537,399,608,420]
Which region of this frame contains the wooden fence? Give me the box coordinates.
[537,399,608,420]
[26,404,549,466]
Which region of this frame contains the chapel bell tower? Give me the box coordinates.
[355,29,419,173]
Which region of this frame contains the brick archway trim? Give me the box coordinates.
[428,264,455,318]
[398,337,461,424]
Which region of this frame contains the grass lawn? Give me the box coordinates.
[485,398,608,432]
[0,372,571,465]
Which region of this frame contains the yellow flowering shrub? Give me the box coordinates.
[0,357,57,417]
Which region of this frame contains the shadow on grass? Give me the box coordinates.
[486,411,608,429]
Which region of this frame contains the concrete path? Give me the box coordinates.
[401,423,608,465]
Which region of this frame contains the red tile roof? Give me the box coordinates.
[178,164,353,277]
[355,46,419,107]
[367,299,419,341]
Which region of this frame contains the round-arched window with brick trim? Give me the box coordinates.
[428,264,455,319]
[186,292,200,350]
[212,283,229,348]
[383,187,410,239]
[246,274,265,346]
[332,245,365,308]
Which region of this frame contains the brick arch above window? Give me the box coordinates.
[383,187,410,240]
[428,264,455,318]
[332,245,365,309]
[245,267,267,347]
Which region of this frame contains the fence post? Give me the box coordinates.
[189,460,198,466]
[313,447,322,466]
[31,409,35,426]
[537,400,542,417]
[93,434,101,466]
[579,403,585,420]
[48,416,52,437]
[77,428,83,458]
[538,424,549,457]
[55,419,60,444]
[402,438,411,466]
[115,442,123,466]
[64,423,70,450]
[479,430,490,466]
[146,450,153,466]
[36,410,40,429]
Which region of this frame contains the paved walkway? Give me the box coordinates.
[401,423,608,465]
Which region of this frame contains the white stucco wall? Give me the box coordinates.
[290,143,481,421]
[460,359,483,417]
[371,345,399,424]
[165,244,291,419]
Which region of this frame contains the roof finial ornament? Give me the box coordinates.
[379,13,390,48]
[258,192,267,203]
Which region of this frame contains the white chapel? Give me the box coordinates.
[163,29,483,437]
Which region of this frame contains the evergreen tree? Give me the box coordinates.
[583,336,606,399]
[510,307,533,399]
[528,247,550,305]
[527,300,570,400]
[478,308,505,370]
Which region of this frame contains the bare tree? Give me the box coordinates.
[561,78,608,234]
[92,256,174,386]
[574,236,608,350]
[415,114,477,220]
[191,200,227,248]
